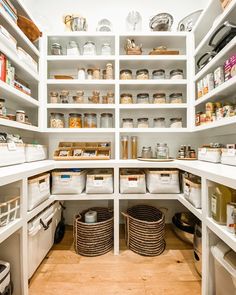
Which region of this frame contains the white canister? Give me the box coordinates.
[78,68,86,80]
[16,110,25,123]
[85,210,98,223]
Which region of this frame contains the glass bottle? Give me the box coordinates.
[121,136,129,159]
[131,136,138,159]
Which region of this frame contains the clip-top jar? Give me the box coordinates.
[137,93,149,104]
[100,113,113,128]
[156,143,169,159]
[84,113,97,128]
[83,41,96,55]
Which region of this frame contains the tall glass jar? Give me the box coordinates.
[83,41,96,55]
[131,136,138,159]
[84,113,97,128]
[100,113,113,128]
[106,63,113,80]
[156,143,169,159]
[50,113,65,128]
[137,93,149,104]
[69,113,82,128]
[121,136,129,159]
[67,41,80,55]
[101,43,112,55]
[49,91,59,103]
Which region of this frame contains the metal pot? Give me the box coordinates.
[64,15,87,31]
[150,13,173,31]
[177,10,203,32]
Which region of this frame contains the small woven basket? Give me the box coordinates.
[122,204,166,256]
[74,207,113,257]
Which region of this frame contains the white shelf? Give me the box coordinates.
[119,128,189,133]
[47,55,116,61]
[47,79,115,85]
[0,219,23,244]
[47,103,115,109]
[119,55,187,61]
[119,32,188,37]
[45,128,115,133]
[27,197,55,222]
[0,118,39,132]
[119,104,188,109]
[178,194,202,220]
[194,116,236,132]
[119,193,179,200]
[119,80,187,85]
[47,32,115,37]
[53,194,114,201]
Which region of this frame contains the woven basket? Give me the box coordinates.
[74,207,113,257]
[122,205,166,256]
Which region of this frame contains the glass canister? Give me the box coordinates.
[69,113,82,128]
[101,43,112,55]
[100,113,113,128]
[83,41,96,55]
[122,118,134,128]
[60,90,69,103]
[0,98,6,116]
[169,93,183,104]
[50,113,65,128]
[87,69,93,80]
[137,118,149,128]
[106,63,113,80]
[78,68,86,80]
[121,136,129,159]
[49,91,59,103]
[137,93,149,104]
[156,143,169,159]
[16,110,25,123]
[84,113,97,128]
[141,146,152,159]
[170,118,183,128]
[51,43,63,55]
[153,117,166,128]
[88,91,100,104]
[93,68,100,80]
[170,69,184,79]
[153,93,166,104]
[131,136,138,159]
[67,41,80,55]
[152,69,165,79]
[107,92,114,104]
[120,93,133,104]
[120,69,132,80]
[136,69,149,80]
[73,91,84,104]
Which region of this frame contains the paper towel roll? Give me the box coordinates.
[85,210,98,223]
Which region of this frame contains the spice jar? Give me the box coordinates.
[170,118,183,128]
[69,113,82,128]
[156,143,169,159]
[170,69,184,79]
[152,69,165,79]
[107,92,114,104]
[142,146,152,159]
[106,63,113,80]
[67,41,80,55]
[137,118,149,128]
[50,113,65,128]
[122,118,134,128]
[153,93,166,104]
[131,136,138,159]
[83,41,96,55]
[100,113,113,128]
[120,69,132,80]
[120,93,133,104]
[87,69,93,80]
[102,96,108,104]
[153,117,166,128]
[0,98,6,116]
[169,93,183,104]
[50,92,59,104]
[73,91,84,104]
[78,68,86,80]
[84,113,97,128]
[136,69,149,80]
[16,110,25,123]
[60,90,69,103]
[93,68,100,80]
[121,136,129,159]
[137,93,149,104]
[101,43,112,55]
[51,43,63,55]
[89,91,100,104]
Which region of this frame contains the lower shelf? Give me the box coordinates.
[178,194,202,220]
[0,218,23,244]
[53,194,115,201]
[119,193,179,200]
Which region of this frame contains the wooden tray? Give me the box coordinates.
[177,158,198,161]
[126,49,142,55]
[54,75,74,79]
[137,157,175,162]
[149,49,179,55]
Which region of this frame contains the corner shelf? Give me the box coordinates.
[178,194,202,220]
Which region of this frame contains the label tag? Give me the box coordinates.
[160,176,170,183]
[94,179,103,186]
[60,175,71,182]
[184,185,190,196]
[211,196,217,215]
[199,148,207,155]
[7,142,16,151]
[39,181,47,192]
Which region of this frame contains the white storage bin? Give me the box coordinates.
[0,195,20,227]
[211,241,236,295]
[198,147,221,163]
[28,173,50,211]
[146,169,180,194]
[0,143,25,167]
[25,144,47,162]
[86,169,113,194]
[221,149,236,166]
[52,169,86,195]
[28,202,61,278]
[0,260,11,294]
[120,169,146,194]
[183,177,201,208]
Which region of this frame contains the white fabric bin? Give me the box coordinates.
[52,170,86,194]
[25,144,47,162]
[211,241,236,295]
[28,173,50,211]
[0,143,25,167]
[120,169,146,194]
[221,149,236,166]
[183,177,201,208]
[86,169,113,194]
[198,147,221,163]
[146,169,180,194]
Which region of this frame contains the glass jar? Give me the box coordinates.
[153,93,166,104]
[93,68,100,80]
[100,113,113,128]
[84,113,97,128]
[102,69,107,79]
[16,110,25,123]
[78,68,86,80]
[73,91,84,104]
[49,91,59,103]
[50,113,65,128]
[88,91,100,104]
[121,136,129,159]
[136,69,149,80]
[137,93,149,104]
[0,98,7,116]
[106,63,113,80]
[137,118,149,128]
[170,69,184,79]
[60,90,69,103]
[169,93,183,104]
[153,117,166,128]
[170,118,183,128]
[122,118,134,128]
[131,136,138,159]
[120,69,132,80]
[101,43,112,55]
[69,113,82,128]
[102,96,108,104]
[51,43,62,55]
[141,146,152,159]
[156,143,169,159]
[83,41,96,55]
[87,69,93,80]
[152,69,165,79]
[120,93,133,104]
[107,92,114,104]
[67,41,80,55]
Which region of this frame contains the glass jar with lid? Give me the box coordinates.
[106,63,113,80]
[136,69,149,80]
[67,41,80,55]
[0,98,7,116]
[69,113,82,128]
[51,43,63,55]
[87,69,93,80]
[152,69,165,80]
[83,41,96,55]
[16,110,25,123]
[50,113,65,128]
[120,93,133,104]
[84,113,97,128]
[122,118,134,128]
[169,93,183,104]
[78,68,86,80]
[153,93,166,104]
[49,91,59,103]
[156,143,169,159]
[170,118,183,128]
[170,69,184,79]
[142,146,152,159]
[60,90,69,103]
[137,93,149,104]
[120,69,132,80]
[107,92,114,104]
[100,113,113,128]
[93,68,101,79]
[153,117,166,128]
[73,91,84,104]
[137,118,149,128]
[101,43,112,55]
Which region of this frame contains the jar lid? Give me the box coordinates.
[121,93,132,97]
[123,118,133,121]
[153,93,166,98]
[50,91,58,96]
[152,69,165,74]
[16,110,25,113]
[84,113,97,116]
[136,69,149,74]
[138,118,148,121]
[159,143,167,147]
[0,98,5,102]
[69,113,82,117]
[170,93,182,97]
[137,93,149,98]
[51,112,64,116]
[142,146,151,150]
[154,117,165,121]
[52,43,62,48]
[106,63,113,67]
[120,69,132,74]
[170,117,182,121]
[84,41,95,45]
[68,41,78,45]
[101,113,113,117]
[87,68,93,72]
[170,69,183,75]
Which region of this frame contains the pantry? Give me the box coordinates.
[0,0,236,294]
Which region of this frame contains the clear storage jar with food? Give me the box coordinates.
[153,117,166,128]
[120,93,133,104]
[137,93,149,104]
[136,69,149,80]
[106,63,113,80]
[51,43,63,55]
[73,91,84,103]
[87,69,93,80]
[60,90,69,103]
[137,118,149,128]
[170,118,183,128]
[84,113,97,128]
[78,68,86,80]
[120,69,132,80]
[83,41,96,55]
[169,93,183,104]
[67,41,80,55]
[153,93,166,104]
[93,68,100,79]
[170,69,184,79]
[50,113,65,128]
[122,118,134,128]
[152,69,165,79]
[49,91,59,103]
[107,92,114,104]
[101,43,112,55]
[16,110,25,123]
[100,113,113,128]
[156,143,169,159]
[142,146,152,159]
[69,113,82,128]
[88,91,100,104]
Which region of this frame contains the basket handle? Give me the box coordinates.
[121,212,130,247]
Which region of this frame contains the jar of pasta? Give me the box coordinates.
[136,69,149,80]
[120,93,133,104]
[137,118,149,128]
[153,93,166,104]
[50,113,65,128]
[84,113,97,128]
[120,69,132,80]
[169,93,183,104]
[69,113,82,128]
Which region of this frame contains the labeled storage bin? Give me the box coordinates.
[146,169,180,194]
[0,143,25,167]
[86,169,113,194]
[211,241,236,295]
[0,195,20,227]
[198,147,221,163]
[120,169,146,194]
[221,148,236,166]
[52,169,87,194]
[0,260,12,295]
[25,144,47,162]
[183,176,201,208]
[28,173,50,211]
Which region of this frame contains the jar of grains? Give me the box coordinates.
[106,63,113,80]
[142,146,152,159]
[169,93,183,104]
[100,113,113,128]
[93,68,100,80]
[107,92,114,104]
[87,69,93,80]
[170,69,184,79]
[50,91,59,103]
[153,117,166,128]
[50,113,65,128]
[122,118,134,128]
[69,113,82,128]
[73,91,84,103]
[84,113,97,128]
[152,69,165,79]
[170,118,183,128]
[120,93,133,104]
[120,69,132,80]
[153,93,166,104]
[136,69,149,80]
[137,118,149,128]
[137,93,149,104]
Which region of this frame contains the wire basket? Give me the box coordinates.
[0,196,20,227]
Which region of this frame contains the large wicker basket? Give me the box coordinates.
[122,205,165,256]
[74,207,113,257]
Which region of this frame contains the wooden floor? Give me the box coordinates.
[29,225,201,295]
